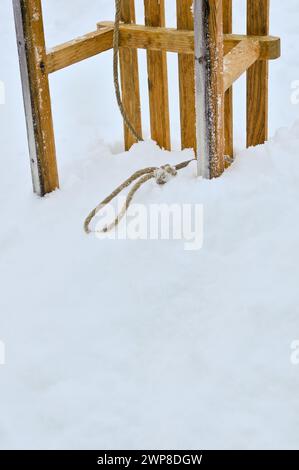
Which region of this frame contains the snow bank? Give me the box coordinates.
[1,125,299,449]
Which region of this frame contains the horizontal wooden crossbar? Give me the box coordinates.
[46,23,281,74]
[100,22,280,58]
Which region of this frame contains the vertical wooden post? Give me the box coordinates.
[223,0,233,162]
[144,0,170,150]
[177,0,196,152]
[119,0,142,150]
[13,0,59,196]
[194,0,225,179]
[247,0,269,147]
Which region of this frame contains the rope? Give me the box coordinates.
[84,160,194,234]
[84,0,195,234]
[84,0,234,234]
[113,0,143,142]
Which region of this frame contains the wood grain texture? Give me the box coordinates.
[194,0,225,179]
[144,0,170,150]
[223,0,233,162]
[98,22,280,59]
[47,27,114,74]
[119,0,142,150]
[224,39,260,91]
[247,0,270,147]
[13,0,58,196]
[207,0,225,178]
[177,0,196,152]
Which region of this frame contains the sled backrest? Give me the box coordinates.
[13,0,280,194]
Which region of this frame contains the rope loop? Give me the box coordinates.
[84,160,195,234]
[84,1,202,235]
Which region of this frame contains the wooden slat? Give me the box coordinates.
[144,1,170,150]
[177,0,196,152]
[47,27,114,74]
[119,0,142,150]
[13,0,58,196]
[224,39,260,91]
[47,21,281,74]
[247,0,270,147]
[96,21,280,59]
[208,0,225,178]
[223,0,233,162]
[194,0,225,179]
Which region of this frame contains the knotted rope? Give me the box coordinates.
[84,159,194,234]
[84,0,195,234]
[85,0,235,234]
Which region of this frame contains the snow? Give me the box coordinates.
[1,0,299,450]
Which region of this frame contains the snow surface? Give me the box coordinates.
[1,0,299,450]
